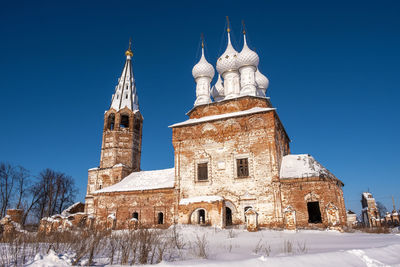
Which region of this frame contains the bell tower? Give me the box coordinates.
[85,40,143,214]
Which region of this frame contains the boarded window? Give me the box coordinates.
[197,163,208,181]
[237,158,249,177]
[157,212,164,224]
[307,201,322,223]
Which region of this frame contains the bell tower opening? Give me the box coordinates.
[120,114,130,129]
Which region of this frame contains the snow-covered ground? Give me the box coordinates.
[25,226,400,267]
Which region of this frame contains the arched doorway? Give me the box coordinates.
[198,209,205,224]
[226,207,232,226]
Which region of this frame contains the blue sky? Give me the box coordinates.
[0,0,399,214]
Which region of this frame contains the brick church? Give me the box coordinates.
[84,25,347,230]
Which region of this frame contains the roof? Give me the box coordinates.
[169,107,275,128]
[95,168,175,193]
[280,154,338,181]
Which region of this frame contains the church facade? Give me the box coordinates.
[84,26,347,230]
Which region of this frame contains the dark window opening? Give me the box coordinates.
[99,184,102,189]
[198,209,205,224]
[237,158,249,177]
[198,163,208,181]
[307,201,322,223]
[107,114,115,130]
[157,212,164,224]
[132,212,139,220]
[226,207,232,226]
[125,94,128,99]
[120,114,129,128]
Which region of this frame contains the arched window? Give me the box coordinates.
[120,114,129,129]
[157,212,164,224]
[107,113,115,130]
[132,212,139,220]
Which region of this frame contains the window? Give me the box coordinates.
[157,212,164,224]
[307,202,322,223]
[107,113,115,130]
[197,163,208,181]
[237,158,249,177]
[132,212,139,220]
[120,114,129,128]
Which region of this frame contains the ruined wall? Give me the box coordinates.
[280,177,347,228]
[178,201,224,227]
[173,97,290,228]
[92,189,177,229]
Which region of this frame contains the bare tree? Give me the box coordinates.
[30,169,77,220]
[0,162,15,217]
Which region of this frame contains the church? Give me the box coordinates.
[84,23,347,230]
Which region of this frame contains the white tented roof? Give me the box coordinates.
[280,154,336,180]
[169,107,275,128]
[95,168,175,193]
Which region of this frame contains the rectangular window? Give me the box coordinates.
[197,163,208,181]
[237,158,249,177]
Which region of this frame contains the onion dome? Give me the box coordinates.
[211,74,225,101]
[237,34,259,68]
[255,69,269,89]
[216,31,239,75]
[192,44,215,80]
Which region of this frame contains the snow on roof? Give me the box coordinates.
[179,196,223,205]
[95,168,175,193]
[280,154,337,180]
[169,107,275,128]
[362,192,374,200]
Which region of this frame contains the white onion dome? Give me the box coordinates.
[216,33,239,75]
[237,34,259,68]
[211,74,225,100]
[192,47,215,80]
[255,69,269,89]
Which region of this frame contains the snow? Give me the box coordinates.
[95,168,175,193]
[169,107,275,128]
[61,202,82,216]
[280,154,338,180]
[363,192,375,200]
[88,167,99,171]
[26,250,72,267]
[180,196,224,205]
[23,226,400,266]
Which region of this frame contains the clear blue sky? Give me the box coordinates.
[1,0,399,215]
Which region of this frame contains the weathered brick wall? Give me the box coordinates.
[280,177,347,228]
[178,201,224,227]
[101,108,142,170]
[173,97,290,228]
[187,96,273,119]
[92,189,177,229]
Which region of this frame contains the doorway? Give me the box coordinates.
[307,201,322,223]
[226,207,232,226]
